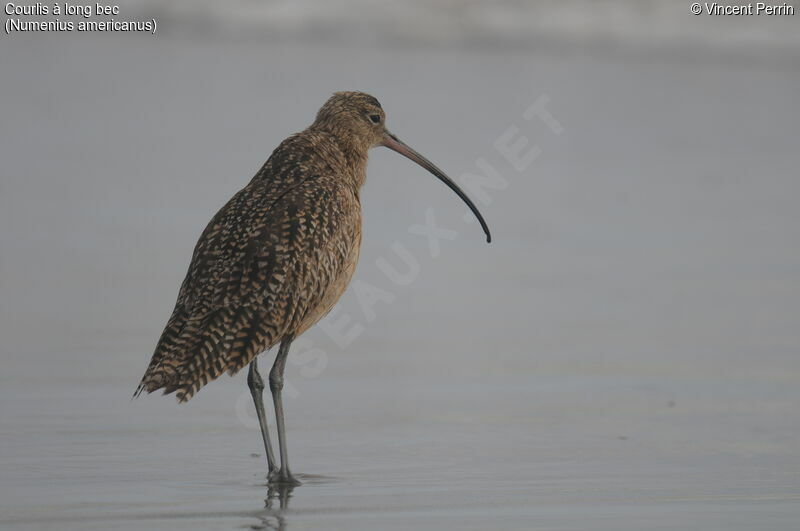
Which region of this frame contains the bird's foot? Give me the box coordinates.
[268,468,302,486]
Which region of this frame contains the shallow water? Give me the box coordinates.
[1,28,799,530]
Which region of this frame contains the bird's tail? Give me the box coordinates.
[134,307,282,402]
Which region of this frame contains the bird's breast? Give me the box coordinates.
[293,212,362,337]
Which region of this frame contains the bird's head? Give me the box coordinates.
[313,91,491,243]
[313,91,387,149]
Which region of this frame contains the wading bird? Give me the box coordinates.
[135,92,490,484]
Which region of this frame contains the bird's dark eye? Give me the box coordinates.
[369,114,381,124]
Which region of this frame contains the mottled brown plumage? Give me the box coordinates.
[135,91,490,484]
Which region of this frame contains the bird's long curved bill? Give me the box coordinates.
[381,131,491,243]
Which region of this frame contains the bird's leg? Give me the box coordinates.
[248,358,278,477]
[269,334,300,485]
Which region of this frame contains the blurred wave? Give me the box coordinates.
[124,0,800,55]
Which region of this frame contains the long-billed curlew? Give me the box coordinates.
[135,92,490,484]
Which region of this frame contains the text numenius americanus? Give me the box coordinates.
[134,92,490,484]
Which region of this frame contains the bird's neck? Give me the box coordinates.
[336,140,368,192]
[309,126,369,192]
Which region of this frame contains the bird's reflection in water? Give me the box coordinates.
[266,482,295,510]
[249,483,295,530]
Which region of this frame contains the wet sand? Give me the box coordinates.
[1,30,799,530]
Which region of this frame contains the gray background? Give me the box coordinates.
[1,1,799,529]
